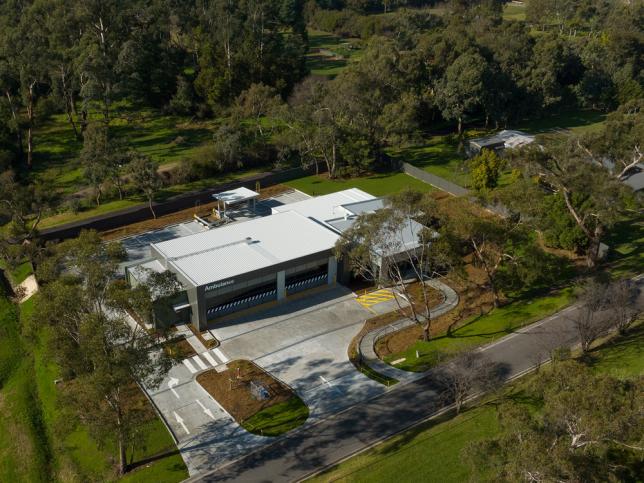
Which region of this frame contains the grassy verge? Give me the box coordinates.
[1,295,188,482]
[285,172,436,197]
[383,288,575,372]
[387,136,470,188]
[604,214,644,278]
[354,361,398,387]
[37,165,269,229]
[242,397,310,437]
[308,323,643,483]
[0,293,52,482]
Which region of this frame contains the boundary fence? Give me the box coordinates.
[39,166,319,241]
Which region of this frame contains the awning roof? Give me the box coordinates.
[212,187,259,206]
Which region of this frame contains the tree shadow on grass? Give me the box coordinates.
[128,448,181,472]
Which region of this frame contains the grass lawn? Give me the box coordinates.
[285,172,436,197]
[309,323,642,483]
[307,29,362,77]
[503,2,526,21]
[513,109,606,134]
[587,322,644,379]
[383,288,575,372]
[31,110,216,196]
[388,136,469,188]
[603,214,644,278]
[242,397,310,437]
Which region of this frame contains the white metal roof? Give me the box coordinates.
[212,187,259,206]
[152,211,339,286]
[271,188,375,222]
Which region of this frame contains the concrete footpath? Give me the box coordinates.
[358,279,459,383]
[188,279,644,482]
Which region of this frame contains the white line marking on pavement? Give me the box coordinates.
[167,377,180,399]
[192,355,208,370]
[320,375,342,394]
[196,399,216,420]
[173,411,190,435]
[182,359,197,374]
[202,352,218,367]
[213,348,229,363]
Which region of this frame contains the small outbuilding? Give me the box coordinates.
[466,130,535,157]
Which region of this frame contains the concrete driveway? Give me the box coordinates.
[209,285,391,422]
[145,285,402,476]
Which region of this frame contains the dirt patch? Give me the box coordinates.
[196,360,295,423]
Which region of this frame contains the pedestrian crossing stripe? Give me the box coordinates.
[192,355,208,370]
[213,348,229,363]
[183,359,197,374]
[181,348,230,375]
[202,352,218,367]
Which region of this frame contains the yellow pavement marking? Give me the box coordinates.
[355,289,396,309]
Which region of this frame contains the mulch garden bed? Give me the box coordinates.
[375,263,497,358]
[196,360,296,424]
[164,337,197,359]
[347,283,443,366]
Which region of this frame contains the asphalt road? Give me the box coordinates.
[189,280,644,483]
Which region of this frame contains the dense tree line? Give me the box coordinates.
[0,0,641,257]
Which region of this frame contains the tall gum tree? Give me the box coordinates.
[337,190,460,341]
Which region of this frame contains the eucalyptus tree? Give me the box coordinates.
[435,52,489,135]
[513,139,628,268]
[337,189,460,341]
[194,0,307,110]
[129,153,162,219]
[35,231,173,475]
[464,362,643,482]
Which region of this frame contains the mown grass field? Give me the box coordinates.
[286,172,436,197]
[306,29,362,77]
[502,2,527,21]
[309,322,643,483]
[383,288,575,372]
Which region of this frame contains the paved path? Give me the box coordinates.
[402,162,469,197]
[188,279,643,482]
[358,279,459,382]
